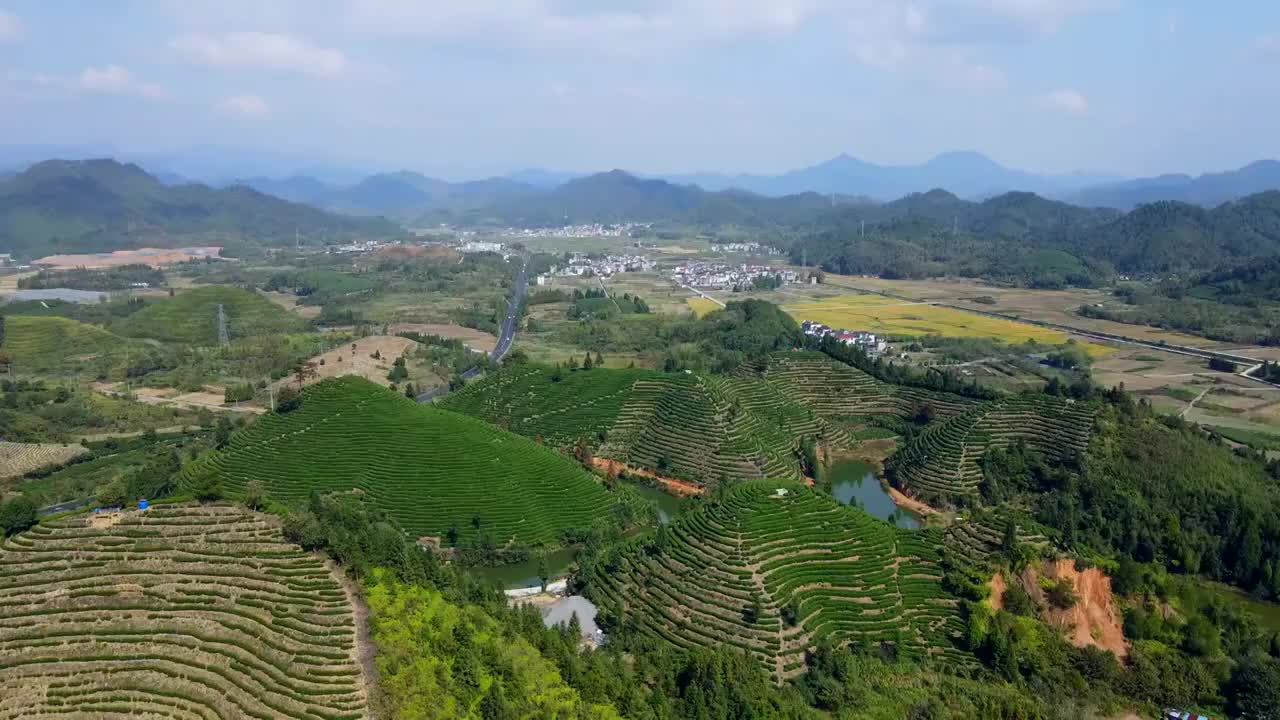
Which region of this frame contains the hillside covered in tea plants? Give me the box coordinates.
[0,503,367,719]
[184,376,613,547]
[442,363,852,484]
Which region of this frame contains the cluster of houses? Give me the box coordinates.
[801,320,887,353]
[537,253,655,284]
[503,222,650,238]
[330,239,393,254]
[715,241,780,255]
[670,262,798,290]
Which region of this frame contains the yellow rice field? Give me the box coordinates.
[686,297,723,317]
[784,294,1113,356]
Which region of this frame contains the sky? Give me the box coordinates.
[1,1,1279,180]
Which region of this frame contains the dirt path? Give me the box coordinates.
[590,457,705,496]
[1180,385,1214,418]
[886,486,940,516]
[332,562,381,719]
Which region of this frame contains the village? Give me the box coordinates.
[801,319,888,354]
[668,261,799,290]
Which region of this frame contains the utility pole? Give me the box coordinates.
[860,219,865,239]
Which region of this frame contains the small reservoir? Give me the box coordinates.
[827,459,921,529]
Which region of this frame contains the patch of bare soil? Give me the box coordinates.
[886,486,940,516]
[259,290,322,319]
[278,335,418,391]
[1021,559,1127,658]
[376,244,461,264]
[590,457,705,496]
[989,571,1007,610]
[34,246,222,269]
[331,561,380,719]
[387,323,498,353]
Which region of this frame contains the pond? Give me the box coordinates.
[469,547,577,590]
[827,459,921,529]
[629,481,689,524]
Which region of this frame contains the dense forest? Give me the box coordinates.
[1079,257,1280,344]
[789,190,1280,286]
[0,159,401,258]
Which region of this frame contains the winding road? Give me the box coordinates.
[416,255,527,402]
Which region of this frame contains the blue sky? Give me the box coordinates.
[1,1,1278,180]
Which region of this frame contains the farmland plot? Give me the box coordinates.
[0,503,367,719]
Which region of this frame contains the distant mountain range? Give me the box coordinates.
[0,159,399,258]
[1067,160,1280,210]
[218,154,1280,222]
[5,157,1280,286]
[659,152,1121,200]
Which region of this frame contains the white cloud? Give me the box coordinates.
[219,94,271,117]
[1040,88,1088,115]
[0,9,22,41]
[170,31,347,77]
[79,65,164,100]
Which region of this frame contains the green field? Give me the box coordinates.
[586,480,969,680]
[114,285,303,345]
[0,503,366,718]
[185,376,613,547]
[0,315,135,373]
[443,364,852,483]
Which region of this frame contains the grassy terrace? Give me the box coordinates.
[0,315,136,374]
[0,503,366,719]
[443,365,853,484]
[587,480,969,681]
[113,285,303,346]
[185,376,612,547]
[743,351,978,421]
[886,394,1097,505]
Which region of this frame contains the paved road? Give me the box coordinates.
[417,255,527,403]
[38,497,92,517]
[491,257,529,362]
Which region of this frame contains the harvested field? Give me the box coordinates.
[33,246,222,270]
[0,503,367,719]
[0,442,88,481]
[387,323,497,353]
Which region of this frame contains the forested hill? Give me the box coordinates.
[0,159,401,258]
[791,189,1280,285]
[429,169,849,226]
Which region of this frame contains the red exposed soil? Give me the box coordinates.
[886,486,940,516]
[1017,559,1127,658]
[989,571,1007,610]
[590,458,705,496]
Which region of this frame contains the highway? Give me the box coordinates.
[417,255,527,402]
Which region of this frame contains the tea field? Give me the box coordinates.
[587,480,969,681]
[0,503,367,719]
[186,376,613,547]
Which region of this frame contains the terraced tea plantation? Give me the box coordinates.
[886,394,1097,505]
[113,285,303,345]
[0,503,366,719]
[0,441,88,481]
[186,376,612,546]
[588,481,968,681]
[444,365,851,484]
[0,315,135,374]
[743,352,977,421]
